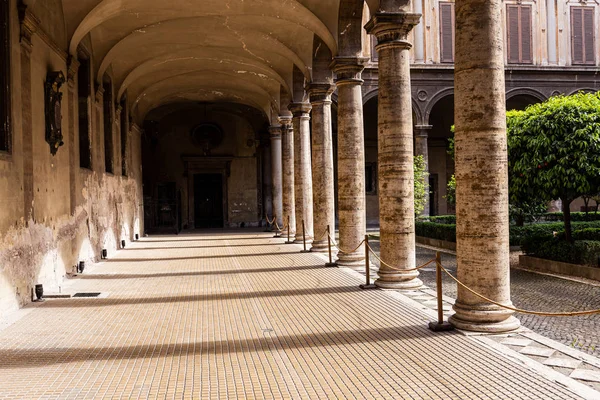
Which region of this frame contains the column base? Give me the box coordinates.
[336,252,365,270]
[375,270,422,290]
[375,277,423,290]
[310,240,329,253]
[294,236,313,245]
[448,300,521,333]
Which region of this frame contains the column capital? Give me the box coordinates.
[365,13,421,51]
[288,102,312,118]
[18,2,39,52]
[278,115,293,128]
[307,83,336,105]
[414,124,432,137]
[330,57,368,87]
[269,124,282,140]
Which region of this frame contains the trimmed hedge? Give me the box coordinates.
[427,215,456,224]
[542,212,600,222]
[416,220,600,247]
[521,236,600,266]
[511,221,600,246]
[415,222,456,243]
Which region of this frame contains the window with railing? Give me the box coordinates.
[506,4,533,64]
[439,2,455,63]
[571,7,595,65]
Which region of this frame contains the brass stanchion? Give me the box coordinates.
[285,215,293,244]
[300,220,310,253]
[359,234,377,290]
[428,252,454,331]
[325,225,336,267]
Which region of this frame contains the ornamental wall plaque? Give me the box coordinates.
[44,71,66,155]
[191,123,224,156]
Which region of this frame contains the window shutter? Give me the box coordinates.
[520,6,532,63]
[507,5,520,63]
[583,8,595,64]
[439,3,454,63]
[572,7,584,64]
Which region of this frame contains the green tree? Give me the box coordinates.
[414,155,429,216]
[507,92,600,241]
[445,174,456,206]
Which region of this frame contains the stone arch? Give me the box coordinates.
[362,89,424,125]
[337,0,368,57]
[424,88,454,125]
[567,87,599,95]
[505,88,547,102]
[506,88,546,112]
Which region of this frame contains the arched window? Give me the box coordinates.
[0,0,11,153]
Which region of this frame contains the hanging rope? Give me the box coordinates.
[437,262,600,317]
[366,243,436,272]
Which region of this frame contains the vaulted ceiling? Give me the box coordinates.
[56,0,383,123]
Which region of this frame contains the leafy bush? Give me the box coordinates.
[415,222,456,243]
[414,155,429,217]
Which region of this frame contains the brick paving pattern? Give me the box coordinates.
[0,231,585,399]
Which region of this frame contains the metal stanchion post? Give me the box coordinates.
[428,252,454,331]
[325,225,336,267]
[359,234,377,290]
[285,216,293,244]
[300,220,310,253]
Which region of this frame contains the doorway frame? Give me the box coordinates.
[183,156,232,229]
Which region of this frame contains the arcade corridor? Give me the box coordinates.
[0,231,583,399]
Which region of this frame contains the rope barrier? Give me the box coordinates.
[437,262,600,317]
[366,243,436,273]
[327,233,365,255]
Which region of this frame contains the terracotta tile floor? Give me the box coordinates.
[0,231,583,399]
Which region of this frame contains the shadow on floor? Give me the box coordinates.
[124,243,282,250]
[104,251,305,263]
[76,264,325,280]
[0,324,456,368]
[39,285,365,308]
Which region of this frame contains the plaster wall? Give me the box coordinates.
[0,1,143,317]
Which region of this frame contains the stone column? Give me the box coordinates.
[366,12,422,289]
[262,140,273,224]
[448,0,520,333]
[330,57,367,269]
[289,103,314,244]
[415,124,432,217]
[308,84,336,252]
[269,125,284,228]
[280,117,296,238]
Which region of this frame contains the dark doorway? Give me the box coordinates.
[194,174,224,228]
[429,175,438,216]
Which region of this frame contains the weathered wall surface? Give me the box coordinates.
[0,0,143,317]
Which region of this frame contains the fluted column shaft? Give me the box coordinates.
[269,125,283,228]
[415,124,432,217]
[448,0,520,333]
[308,84,336,252]
[280,117,296,237]
[366,13,422,289]
[331,58,367,269]
[289,103,314,244]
